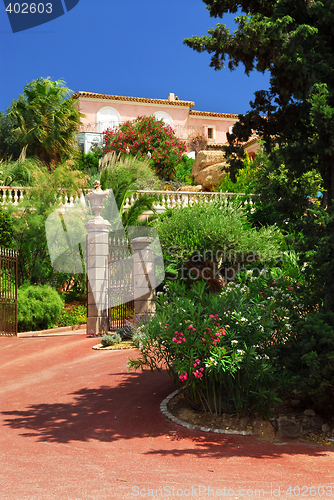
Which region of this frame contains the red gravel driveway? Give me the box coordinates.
[0,334,333,499]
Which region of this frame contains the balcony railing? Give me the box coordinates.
[79,122,204,141]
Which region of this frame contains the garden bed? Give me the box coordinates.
[167,390,334,447]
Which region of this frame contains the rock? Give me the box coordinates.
[291,399,300,406]
[278,416,301,438]
[304,409,316,416]
[311,415,324,430]
[194,164,227,190]
[177,185,203,192]
[192,150,226,176]
[302,416,312,431]
[252,420,276,440]
[322,423,330,433]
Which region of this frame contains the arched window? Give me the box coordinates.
[153,111,173,127]
[97,107,120,133]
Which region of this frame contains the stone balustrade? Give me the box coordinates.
[1,185,255,212]
[0,186,28,205]
[123,190,255,213]
[0,186,85,207]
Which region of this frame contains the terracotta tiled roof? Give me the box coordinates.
[72,91,194,107]
[243,136,259,148]
[189,110,239,119]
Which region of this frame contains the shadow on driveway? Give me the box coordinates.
[2,368,332,461]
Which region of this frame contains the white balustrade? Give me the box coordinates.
[1,185,255,213]
[0,186,85,209]
[0,186,28,205]
[123,190,255,214]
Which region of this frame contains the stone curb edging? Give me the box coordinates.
[18,324,87,337]
[160,388,253,436]
[92,342,135,350]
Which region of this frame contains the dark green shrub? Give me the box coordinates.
[217,154,257,194]
[293,204,334,312]
[18,284,64,332]
[278,312,334,415]
[76,151,101,176]
[173,156,194,185]
[101,333,122,347]
[153,201,283,286]
[116,325,134,340]
[0,205,14,248]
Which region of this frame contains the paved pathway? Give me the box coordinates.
[0,335,333,499]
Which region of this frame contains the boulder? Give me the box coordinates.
[277,416,301,438]
[311,415,324,430]
[192,150,226,176]
[194,164,227,190]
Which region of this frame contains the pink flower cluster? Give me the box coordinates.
[192,358,204,378]
[188,325,196,332]
[202,315,226,347]
[194,368,204,379]
[102,115,186,178]
[179,371,188,382]
[172,331,186,344]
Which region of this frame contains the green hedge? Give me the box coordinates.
[18,284,64,332]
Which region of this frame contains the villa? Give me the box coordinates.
[72,91,259,157]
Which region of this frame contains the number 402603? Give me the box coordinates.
[6,3,53,14]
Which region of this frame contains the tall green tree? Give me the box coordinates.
[0,111,21,160]
[8,77,84,166]
[184,0,334,205]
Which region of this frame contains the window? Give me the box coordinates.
[153,111,173,127]
[97,107,120,133]
[207,127,213,139]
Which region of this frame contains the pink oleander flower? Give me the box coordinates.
[194,369,203,379]
[172,331,186,344]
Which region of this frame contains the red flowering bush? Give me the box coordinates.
[102,116,186,179]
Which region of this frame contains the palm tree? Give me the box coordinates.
[8,77,84,166]
[100,167,157,228]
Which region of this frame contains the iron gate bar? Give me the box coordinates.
[0,247,18,336]
[108,235,134,330]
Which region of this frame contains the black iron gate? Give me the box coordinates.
[108,235,134,330]
[0,247,18,337]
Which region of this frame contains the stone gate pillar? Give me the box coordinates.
[131,237,156,325]
[85,181,110,335]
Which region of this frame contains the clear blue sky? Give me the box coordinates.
[0,0,270,115]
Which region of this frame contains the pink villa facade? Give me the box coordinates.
[72,91,259,156]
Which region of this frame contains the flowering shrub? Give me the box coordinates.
[128,274,307,418]
[102,116,186,179]
[57,304,87,327]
